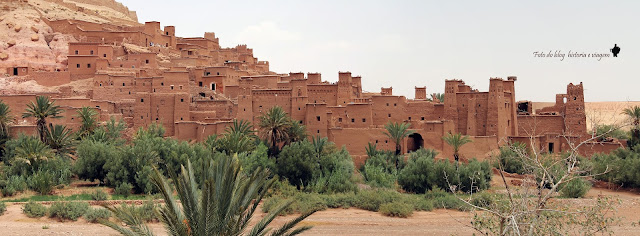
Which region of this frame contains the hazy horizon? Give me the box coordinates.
[118,0,639,102]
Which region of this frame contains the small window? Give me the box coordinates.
[180,117,183,120]
[145,59,149,64]
[161,82,164,86]
[574,97,577,100]
[394,103,397,106]
[375,140,379,143]
[76,64,80,68]
[217,72,220,75]
[180,99,184,102]
[156,118,159,121]
[386,103,389,106]
[316,116,321,121]
[74,50,79,55]
[140,99,144,102]
[199,82,203,87]
[171,86,174,90]
[103,54,107,58]
[362,118,366,122]
[298,107,301,110]
[122,83,125,86]
[385,140,388,143]
[351,118,355,123]
[90,50,94,55]
[317,130,320,134]
[338,118,343,122]
[408,117,411,120]
[388,114,391,117]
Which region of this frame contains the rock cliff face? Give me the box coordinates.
[0,0,138,72]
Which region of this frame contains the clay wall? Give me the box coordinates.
[28,71,71,86]
[308,84,338,105]
[517,115,565,136]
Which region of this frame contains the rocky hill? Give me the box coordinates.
[0,0,139,72]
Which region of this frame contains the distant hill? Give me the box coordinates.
[0,0,139,72]
[533,101,640,131]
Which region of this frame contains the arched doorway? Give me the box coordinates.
[407,133,424,153]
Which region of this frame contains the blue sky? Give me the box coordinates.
[119,0,639,101]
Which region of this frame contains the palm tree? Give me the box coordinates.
[22,96,63,142]
[76,106,98,138]
[0,101,12,158]
[312,135,328,157]
[365,142,378,158]
[102,155,315,236]
[258,106,292,156]
[622,106,640,148]
[383,122,414,168]
[622,106,640,127]
[432,93,445,103]
[226,119,255,137]
[442,132,473,164]
[12,136,54,174]
[287,120,307,144]
[44,124,75,155]
[383,121,414,156]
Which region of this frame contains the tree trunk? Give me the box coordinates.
[37,119,46,143]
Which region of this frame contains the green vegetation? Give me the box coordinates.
[84,208,111,223]
[90,189,108,201]
[23,201,47,218]
[0,202,6,215]
[102,155,315,236]
[48,201,90,221]
[442,132,473,163]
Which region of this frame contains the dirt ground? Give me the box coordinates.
[0,183,639,236]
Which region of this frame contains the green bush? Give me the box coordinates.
[310,148,358,193]
[27,171,55,195]
[0,202,6,215]
[48,201,90,221]
[23,201,47,218]
[494,143,528,174]
[559,178,591,198]
[379,202,413,218]
[90,189,108,201]
[238,143,275,175]
[263,192,327,215]
[74,140,120,183]
[354,189,402,211]
[1,175,27,196]
[114,182,133,197]
[425,188,469,211]
[276,141,317,189]
[320,192,357,209]
[362,163,396,188]
[116,200,159,222]
[84,208,111,223]
[398,149,491,194]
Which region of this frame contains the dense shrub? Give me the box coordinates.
[27,171,55,195]
[309,148,358,193]
[263,188,467,216]
[114,182,133,197]
[379,202,413,218]
[354,189,403,211]
[84,208,111,223]
[362,163,396,188]
[276,141,317,189]
[116,200,159,222]
[90,189,108,201]
[398,148,491,194]
[238,144,275,175]
[494,143,528,174]
[559,178,591,198]
[592,148,640,188]
[23,201,47,218]
[0,202,6,215]
[48,201,90,221]
[74,140,120,183]
[1,175,27,196]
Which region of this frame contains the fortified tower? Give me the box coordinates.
[564,82,587,137]
[415,86,427,100]
[337,72,353,106]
